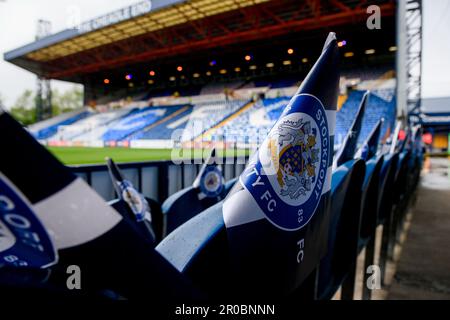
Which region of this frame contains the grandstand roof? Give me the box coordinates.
[4,0,395,82]
[421,97,450,114]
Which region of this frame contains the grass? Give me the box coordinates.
[47,146,249,165]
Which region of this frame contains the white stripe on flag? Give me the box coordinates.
[223,186,265,228]
[326,110,336,136]
[323,166,332,194]
[33,178,122,249]
[0,219,16,252]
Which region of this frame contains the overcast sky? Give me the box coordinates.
[0,0,449,108]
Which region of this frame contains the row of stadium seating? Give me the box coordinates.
[152,131,423,301]
[33,110,92,140]
[1,103,423,302]
[54,108,133,141]
[180,99,248,142]
[210,97,290,144]
[335,90,396,149]
[130,105,194,140]
[32,99,250,143]
[30,70,396,146]
[1,34,417,303]
[102,105,188,141]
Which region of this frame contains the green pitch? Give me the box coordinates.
[48,147,248,165]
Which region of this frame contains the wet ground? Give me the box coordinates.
[387,157,450,299]
[332,157,450,300]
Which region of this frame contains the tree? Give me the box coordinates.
[52,86,83,116]
[9,89,36,125]
[9,86,84,125]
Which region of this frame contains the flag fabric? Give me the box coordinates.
[192,148,224,199]
[411,124,424,160]
[334,91,369,168]
[355,118,383,161]
[0,109,122,259]
[400,127,411,152]
[389,121,402,154]
[0,110,201,300]
[106,157,156,243]
[0,171,57,269]
[222,33,340,296]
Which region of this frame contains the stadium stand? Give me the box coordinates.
[102,105,188,141]
[210,96,290,144]
[4,0,438,305]
[131,105,194,140]
[181,99,248,142]
[31,109,92,140]
[200,81,244,95]
[30,68,397,147]
[31,84,397,148]
[335,89,396,149]
[53,108,133,141]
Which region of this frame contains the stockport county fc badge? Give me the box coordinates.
[0,172,57,268]
[118,180,151,222]
[199,166,224,198]
[241,94,329,231]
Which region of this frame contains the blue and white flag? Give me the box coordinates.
[0,110,122,268]
[355,118,383,161]
[106,157,156,243]
[223,33,339,295]
[192,148,224,199]
[389,121,402,154]
[411,124,423,158]
[334,91,368,168]
[0,110,200,300]
[0,171,57,269]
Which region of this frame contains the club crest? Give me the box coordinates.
[118,180,151,222]
[199,166,224,198]
[270,117,320,203]
[241,94,330,231]
[0,172,57,268]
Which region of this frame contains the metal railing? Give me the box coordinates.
[70,156,248,202]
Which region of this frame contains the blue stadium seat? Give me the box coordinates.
[377,153,400,225]
[132,105,193,140]
[335,90,396,149]
[393,150,412,206]
[223,177,238,195]
[357,155,384,299]
[182,99,248,142]
[156,201,229,298]
[358,155,384,247]
[33,111,91,140]
[102,105,187,141]
[316,159,366,300]
[162,187,220,238]
[161,178,235,238]
[158,198,322,299]
[377,152,400,284]
[108,195,164,243]
[212,97,289,143]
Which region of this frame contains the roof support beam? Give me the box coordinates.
[46,2,395,79]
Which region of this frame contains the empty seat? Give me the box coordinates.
[377,153,399,225]
[223,176,238,195]
[377,152,399,284]
[161,177,234,238]
[156,202,230,298]
[358,155,384,246]
[316,159,366,300]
